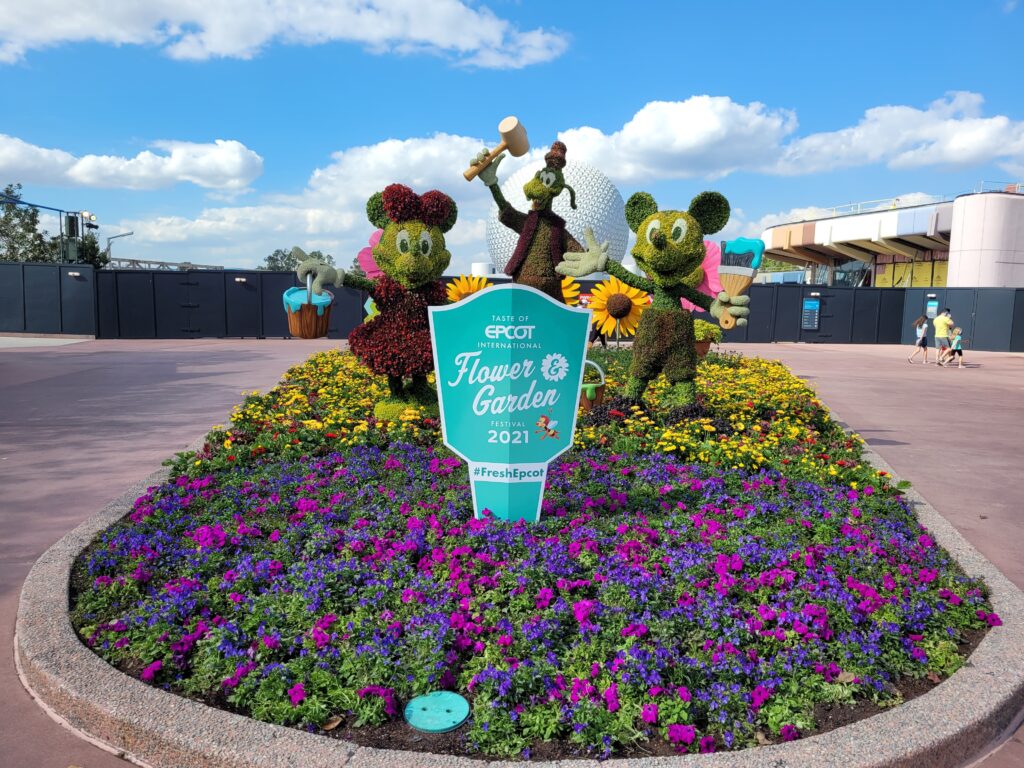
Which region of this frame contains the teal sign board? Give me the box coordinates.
[429,285,591,523]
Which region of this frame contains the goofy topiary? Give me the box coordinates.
[470,141,608,303]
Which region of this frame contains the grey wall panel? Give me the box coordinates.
[96,271,118,338]
[327,286,368,340]
[59,266,96,335]
[878,289,906,344]
[800,287,853,344]
[744,285,777,343]
[23,264,61,333]
[1011,290,1024,353]
[260,272,299,337]
[943,288,978,341]
[901,288,942,344]
[225,272,262,337]
[188,271,227,337]
[116,272,156,338]
[153,273,190,338]
[0,263,25,332]
[851,289,881,344]
[971,288,1015,352]
[775,285,802,342]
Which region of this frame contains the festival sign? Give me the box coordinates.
[429,284,591,523]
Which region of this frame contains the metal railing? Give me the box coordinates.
[107,257,224,270]
[825,194,952,217]
[973,180,1024,194]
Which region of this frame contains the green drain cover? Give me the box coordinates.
[404,691,470,733]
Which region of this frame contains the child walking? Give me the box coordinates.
[941,327,965,368]
[907,315,929,364]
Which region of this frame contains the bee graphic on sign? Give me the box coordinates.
[535,414,560,441]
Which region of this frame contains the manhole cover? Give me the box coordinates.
[404,691,470,733]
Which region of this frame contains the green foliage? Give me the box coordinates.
[349,257,366,278]
[365,192,388,229]
[77,233,108,269]
[624,192,658,233]
[0,183,60,263]
[372,220,450,289]
[687,191,730,235]
[259,248,335,271]
[693,318,723,343]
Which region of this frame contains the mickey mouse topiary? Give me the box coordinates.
[557,191,750,404]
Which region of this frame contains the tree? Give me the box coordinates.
[78,233,109,269]
[349,256,366,278]
[258,247,335,271]
[0,183,59,263]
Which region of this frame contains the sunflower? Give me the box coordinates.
[561,275,581,306]
[446,274,493,303]
[590,275,648,336]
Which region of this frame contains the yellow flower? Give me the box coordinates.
[446,274,493,303]
[589,275,648,336]
[561,275,581,306]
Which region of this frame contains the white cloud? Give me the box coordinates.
[0,0,567,68]
[775,92,1024,175]
[560,97,797,181]
[0,135,263,191]
[108,92,1024,270]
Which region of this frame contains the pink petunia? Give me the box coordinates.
[287,682,306,706]
[140,659,162,681]
[641,703,658,724]
[667,723,695,745]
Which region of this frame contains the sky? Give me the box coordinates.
[1,0,1023,272]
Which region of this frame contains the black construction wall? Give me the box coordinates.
[2,263,1023,351]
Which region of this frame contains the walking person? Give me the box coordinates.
[908,315,930,364]
[932,308,954,366]
[942,326,966,368]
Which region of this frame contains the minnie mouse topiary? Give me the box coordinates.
[297,183,456,419]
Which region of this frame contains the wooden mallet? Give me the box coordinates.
[463,116,530,181]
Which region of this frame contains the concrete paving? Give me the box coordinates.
[3,338,1023,766]
[1,339,337,768]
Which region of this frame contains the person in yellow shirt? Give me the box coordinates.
[933,309,954,359]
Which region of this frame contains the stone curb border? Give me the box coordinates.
[15,438,1024,768]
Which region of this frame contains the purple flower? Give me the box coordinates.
[287,682,306,706]
[667,724,695,745]
[699,734,716,753]
[641,703,658,724]
[780,724,800,741]
[140,660,162,681]
[603,683,619,712]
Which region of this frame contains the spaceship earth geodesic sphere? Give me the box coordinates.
[486,161,629,274]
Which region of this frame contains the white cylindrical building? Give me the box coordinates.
[946,193,1024,287]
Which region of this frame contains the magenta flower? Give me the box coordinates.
[641,703,658,724]
[603,683,619,712]
[751,684,772,710]
[535,587,554,609]
[496,634,513,647]
[677,685,691,702]
[780,724,800,741]
[358,686,397,716]
[140,659,162,681]
[261,635,279,649]
[699,734,716,753]
[572,600,596,624]
[287,682,306,706]
[667,723,695,745]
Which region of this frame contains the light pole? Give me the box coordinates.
[106,231,134,259]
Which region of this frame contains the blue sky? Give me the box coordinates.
[2,0,1022,271]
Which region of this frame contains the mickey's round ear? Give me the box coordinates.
[366,192,389,229]
[625,192,658,233]
[688,191,730,235]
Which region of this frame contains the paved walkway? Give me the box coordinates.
[1,339,337,768]
[1,339,1021,766]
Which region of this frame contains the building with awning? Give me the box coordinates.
[760,184,1024,288]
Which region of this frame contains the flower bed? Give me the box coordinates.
[71,349,999,759]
